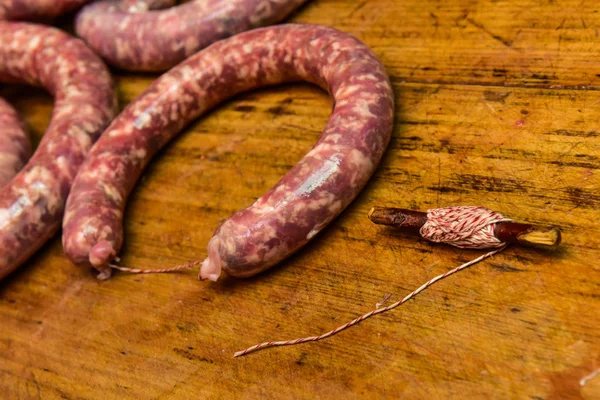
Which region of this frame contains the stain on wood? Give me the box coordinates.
[0,0,599,398]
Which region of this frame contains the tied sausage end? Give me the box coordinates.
[199,237,222,282]
[89,240,116,280]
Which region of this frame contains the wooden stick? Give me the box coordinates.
[368,207,561,248]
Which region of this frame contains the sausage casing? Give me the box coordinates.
[62,24,394,281]
[74,0,309,71]
[0,22,116,279]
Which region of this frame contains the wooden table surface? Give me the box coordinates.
[1,0,600,398]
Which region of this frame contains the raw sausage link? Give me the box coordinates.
[0,22,116,280]
[62,24,394,281]
[74,0,309,71]
[0,97,31,186]
[0,0,92,21]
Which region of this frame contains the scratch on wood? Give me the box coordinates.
[489,263,525,273]
[348,0,369,18]
[466,17,517,50]
[173,348,214,364]
[544,129,599,137]
[483,90,511,103]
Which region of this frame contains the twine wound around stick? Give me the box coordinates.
[234,206,513,357]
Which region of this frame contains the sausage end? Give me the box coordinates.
[89,240,116,278]
[199,237,222,281]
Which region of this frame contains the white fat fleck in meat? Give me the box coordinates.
[251,222,279,245]
[108,126,132,138]
[159,114,170,126]
[31,180,56,208]
[181,94,194,105]
[294,155,341,196]
[118,16,133,31]
[133,111,152,130]
[263,243,286,261]
[352,100,376,119]
[169,104,179,122]
[355,90,381,103]
[52,103,76,120]
[74,231,88,249]
[56,58,74,81]
[305,143,345,160]
[309,38,321,48]
[331,113,362,131]
[82,121,96,134]
[82,160,116,180]
[68,125,93,152]
[238,65,250,79]
[245,252,262,264]
[135,28,145,43]
[328,199,343,214]
[99,227,114,241]
[335,84,361,99]
[250,202,276,215]
[64,85,85,99]
[249,61,261,79]
[184,36,200,56]
[55,156,72,178]
[335,99,350,108]
[8,195,32,220]
[242,43,253,54]
[26,35,42,51]
[103,183,122,203]
[0,208,9,231]
[223,236,239,255]
[83,225,98,237]
[178,65,194,81]
[326,134,343,144]
[305,191,337,211]
[23,166,53,186]
[327,50,342,64]
[115,39,133,62]
[347,149,374,187]
[132,148,147,160]
[224,49,244,67]
[153,105,165,115]
[356,73,381,82]
[249,0,273,25]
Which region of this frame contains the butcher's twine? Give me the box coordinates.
[109,260,201,274]
[234,206,512,357]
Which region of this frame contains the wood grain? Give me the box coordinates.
[1,0,599,398]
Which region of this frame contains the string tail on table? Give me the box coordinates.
[234,245,506,357]
[109,260,202,274]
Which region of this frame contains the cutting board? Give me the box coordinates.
[1,0,599,398]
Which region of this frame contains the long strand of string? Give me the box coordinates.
[234,206,512,357]
[107,260,200,274]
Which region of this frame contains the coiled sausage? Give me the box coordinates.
[0,97,30,186]
[74,0,309,71]
[62,24,394,281]
[0,22,116,280]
